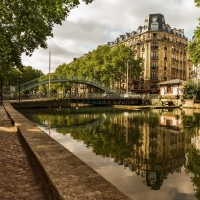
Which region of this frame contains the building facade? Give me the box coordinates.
[107,13,190,93]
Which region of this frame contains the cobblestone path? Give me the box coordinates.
[0,107,49,200]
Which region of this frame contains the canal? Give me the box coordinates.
[18,106,200,200]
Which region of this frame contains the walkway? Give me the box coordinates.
[0,106,49,199]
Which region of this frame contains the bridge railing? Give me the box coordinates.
[16,75,121,94]
[5,92,156,101]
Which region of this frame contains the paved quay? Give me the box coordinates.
[0,106,49,199]
[1,102,131,200]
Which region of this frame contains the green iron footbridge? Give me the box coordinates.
[16,75,119,94]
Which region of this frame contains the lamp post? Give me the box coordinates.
[0,73,2,106]
[48,51,51,99]
[126,60,130,94]
[8,70,11,92]
[18,75,22,102]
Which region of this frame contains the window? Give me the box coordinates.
[152,62,158,67]
[141,82,145,88]
[153,33,157,38]
[151,72,157,78]
[151,23,159,30]
[152,51,158,58]
[152,42,158,47]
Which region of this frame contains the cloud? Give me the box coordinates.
[22,0,200,74]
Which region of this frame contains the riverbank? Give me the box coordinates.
[112,105,180,110]
[0,106,49,199]
[2,102,131,200]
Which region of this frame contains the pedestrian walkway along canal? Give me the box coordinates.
[0,106,49,200]
[18,106,199,200]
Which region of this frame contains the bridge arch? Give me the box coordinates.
[17,75,119,94]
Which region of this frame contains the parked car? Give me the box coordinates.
[124,92,141,98]
[102,92,108,98]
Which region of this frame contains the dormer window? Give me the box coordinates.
[151,16,159,30]
[151,23,159,30]
[153,33,157,38]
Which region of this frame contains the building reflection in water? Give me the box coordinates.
[19,107,197,193]
[114,109,192,190]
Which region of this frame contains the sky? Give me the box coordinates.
[21,0,200,75]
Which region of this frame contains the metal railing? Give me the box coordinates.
[15,75,121,94]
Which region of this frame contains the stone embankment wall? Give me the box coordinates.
[182,99,200,108]
[3,102,131,200]
[11,99,71,109]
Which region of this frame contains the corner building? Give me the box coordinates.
[107,13,190,92]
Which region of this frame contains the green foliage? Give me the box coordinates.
[187,0,200,66]
[185,148,200,198]
[183,80,200,99]
[27,111,142,160]
[20,66,44,84]
[3,65,43,87]
[0,0,94,72]
[53,44,143,92]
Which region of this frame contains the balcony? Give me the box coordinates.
[162,36,168,40]
[151,46,159,50]
[191,70,197,75]
[171,58,176,62]
[150,76,158,80]
[151,66,158,70]
[151,56,158,60]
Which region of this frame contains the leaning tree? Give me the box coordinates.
[188,0,200,66]
[0,0,94,72]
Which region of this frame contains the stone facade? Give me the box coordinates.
[107,13,190,92]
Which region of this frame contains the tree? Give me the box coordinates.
[185,148,200,199]
[0,0,94,72]
[109,44,143,92]
[183,80,200,99]
[20,66,44,84]
[51,44,143,93]
[187,0,200,66]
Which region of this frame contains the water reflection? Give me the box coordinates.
[18,107,200,199]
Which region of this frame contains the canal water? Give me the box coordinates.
[18,107,200,200]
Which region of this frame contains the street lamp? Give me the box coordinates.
[126,60,130,94]
[0,72,2,106]
[18,75,22,102]
[8,70,11,92]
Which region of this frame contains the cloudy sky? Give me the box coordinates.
[22,0,200,74]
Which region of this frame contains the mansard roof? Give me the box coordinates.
[107,13,186,46]
[157,79,185,85]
